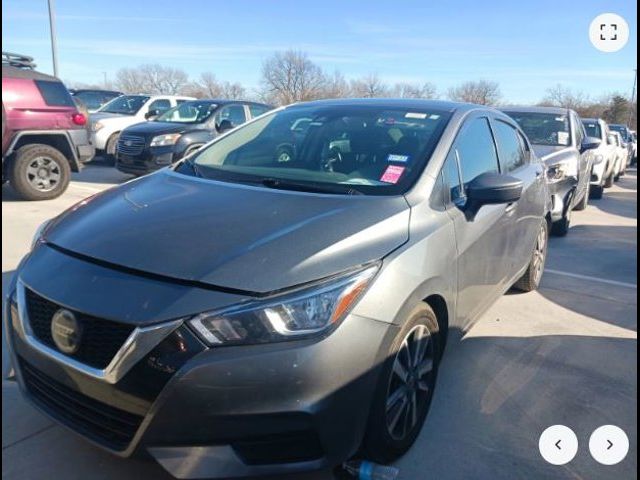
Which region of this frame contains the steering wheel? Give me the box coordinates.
[322,147,343,172]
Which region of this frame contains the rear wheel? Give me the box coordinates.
[604,170,615,188]
[9,144,71,200]
[513,221,549,292]
[362,304,440,464]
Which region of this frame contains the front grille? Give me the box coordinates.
[20,358,144,450]
[25,288,134,369]
[116,134,145,156]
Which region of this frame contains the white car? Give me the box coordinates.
[90,94,194,161]
[610,131,628,181]
[582,118,617,199]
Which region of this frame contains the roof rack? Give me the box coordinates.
[2,51,36,70]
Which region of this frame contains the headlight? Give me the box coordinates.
[546,159,577,183]
[150,133,181,147]
[92,121,104,132]
[30,219,51,250]
[189,265,379,346]
[593,154,604,165]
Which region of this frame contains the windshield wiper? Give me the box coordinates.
[261,178,363,195]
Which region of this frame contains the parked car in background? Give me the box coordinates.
[631,130,637,165]
[69,89,122,113]
[581,118,616,199]
[608,124,633,168]
[6,99,551,479]
[501,106,599,236]
[2,52,94,200]
[115,99,271,176]
[90,94,194,162]
[610,131,628,181]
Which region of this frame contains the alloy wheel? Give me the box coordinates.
[532,224,548,285]
[26,156,62,192]
[385,324,435,441]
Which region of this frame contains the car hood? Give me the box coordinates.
[90,112,129,122]
[532,144,573,164]
[123,121,192,136]
[44,170,410,294]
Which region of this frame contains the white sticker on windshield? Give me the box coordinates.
[429,114,441,120]
[387,154,410,163]
[557,132,570,145]
[405,112,427,119]
[555,116,567,122]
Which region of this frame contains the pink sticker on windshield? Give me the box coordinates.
[380,165,406,184]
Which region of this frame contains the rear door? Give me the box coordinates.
[442,114,515,329]
[490,116,545,275]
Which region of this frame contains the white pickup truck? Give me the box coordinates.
[90,94,194,161]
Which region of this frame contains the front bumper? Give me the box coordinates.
[116,145,179,176]
[5,247,393,478]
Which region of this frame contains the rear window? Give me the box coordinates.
[34,80,75,107]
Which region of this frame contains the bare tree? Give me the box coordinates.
[198,72,223,97]
[321,71,351,98]
[350,73,390,98]
[539,84,588,111]
[219,81,246,100]
[114,64,188,94]
[261,50,326,105]
[447,80,501,105]
[393,82,438,99]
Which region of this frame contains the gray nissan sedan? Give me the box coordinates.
[5,99,551,478]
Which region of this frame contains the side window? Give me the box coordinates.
[493,120,526,172]
[249,104,270,118]
[455,117,500,189]
[443,149,464,203]
[35,80,75,107]
[216,104,247,127]
[148,99,171,114]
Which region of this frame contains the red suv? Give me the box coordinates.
[2,52,95,200]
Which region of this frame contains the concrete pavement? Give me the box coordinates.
[2,163,637,480]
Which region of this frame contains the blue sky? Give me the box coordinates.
[2,0,637,102]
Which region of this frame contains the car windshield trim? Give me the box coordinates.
[175,105,452,196]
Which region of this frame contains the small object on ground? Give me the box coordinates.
[343,460,400,480]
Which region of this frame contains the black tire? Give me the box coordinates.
[551,209,570,237]
[9,144,71,200]
[362,303,440,464]
[573,189,589,211]
[513,220,549,292]
[104,133,119,165]
[590,184,604,199]
[604,171,614,188]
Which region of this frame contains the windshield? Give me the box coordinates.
[582,121,601,139]
[73,91,120,111]
[609,125,630,141]
[99,95,150,115]
[156,101,217,123]
[506,112,571,146]
[180,105,451,195]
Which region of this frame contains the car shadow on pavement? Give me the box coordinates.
[71,161,134,185]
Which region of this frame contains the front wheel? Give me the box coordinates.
[104,133,119,165]
[513,220,549,292]
[362,304,440,464]
[590,184,604,199]
[9,144,71,200]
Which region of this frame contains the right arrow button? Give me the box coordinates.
[590,426,629,465]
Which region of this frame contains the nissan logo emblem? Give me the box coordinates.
[51,309,82,355]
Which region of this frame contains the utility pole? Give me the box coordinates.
[628,68,637,127]
[47,0,59,77]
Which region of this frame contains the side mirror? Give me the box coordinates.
[465,172,523,220]
[607,135,616,145]
[580,136,601,153]
[145,109,160,120]
[217,119,234,133]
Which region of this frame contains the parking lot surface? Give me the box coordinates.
[2,162,637,480]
